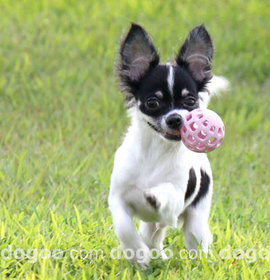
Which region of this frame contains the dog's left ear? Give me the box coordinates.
[176,25,214,90]
[119,24,159,92]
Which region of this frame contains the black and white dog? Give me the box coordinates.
[108,23,228,267]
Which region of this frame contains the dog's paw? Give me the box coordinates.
[137,260,150,270]
[144,184,184,227]
[160,250,170,260]
[144,190,160,209]
[128,247,151,269]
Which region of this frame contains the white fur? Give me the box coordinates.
[155,90,163,98]
[181,88,189,96]
[199,75,230,108]
[167,65,174,95]
[108,75,228,267]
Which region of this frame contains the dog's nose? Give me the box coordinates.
[166,114,182,129]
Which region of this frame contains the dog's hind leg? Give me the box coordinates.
[139,222,168,260]
[183,204,213,254]
[182,173,213,254]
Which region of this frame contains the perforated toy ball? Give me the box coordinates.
[181,109,225,153]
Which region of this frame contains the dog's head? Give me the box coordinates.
[118,24,213,141]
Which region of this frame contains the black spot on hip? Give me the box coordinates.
[192,169,210,207]
[185,168,196,201]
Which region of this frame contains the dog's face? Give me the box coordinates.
[118,24,214,141]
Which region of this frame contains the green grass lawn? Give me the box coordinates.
[0,0,269,279]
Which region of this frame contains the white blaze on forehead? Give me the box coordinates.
[181,88,189,96]
[167,65,174,95]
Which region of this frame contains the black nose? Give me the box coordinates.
[166,114,182,129]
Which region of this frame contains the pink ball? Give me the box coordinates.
[181,108,225,153]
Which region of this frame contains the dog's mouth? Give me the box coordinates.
[147,122,182,141]
[164,131,182,141]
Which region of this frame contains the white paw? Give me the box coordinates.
[134,248,151,269]
[160,250,170,260]
[122,244,150,268]
[185,229,213,254]
[137,260,150,270]
[202,232,213,254]
[144,183,183,228]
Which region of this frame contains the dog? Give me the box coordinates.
[108,23,228,268]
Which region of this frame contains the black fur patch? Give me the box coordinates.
[137,65,199,118]
[192,169,210,206]
[185,168,197,201]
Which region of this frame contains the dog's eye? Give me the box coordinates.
[146,98,160,110]
[184,96,197,107]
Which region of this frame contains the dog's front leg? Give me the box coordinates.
[144,183,185,228]
[108,195,150,268]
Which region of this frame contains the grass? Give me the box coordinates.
[0,0,269,279]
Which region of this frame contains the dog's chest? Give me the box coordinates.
[134,148,189,190]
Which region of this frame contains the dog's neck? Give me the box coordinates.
[127,108,184,160]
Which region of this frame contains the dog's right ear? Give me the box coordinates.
[118,24,159,94]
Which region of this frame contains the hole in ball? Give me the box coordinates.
[208,137,217,145]
[198,130,207,140]
[203,120,209,127]
[218,128,223,136]
[187,135,195,143]
[189,122,198,131]
[186,114,192,121]
[196,143,205,150]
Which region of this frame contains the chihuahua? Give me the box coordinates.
[108,23,228,268]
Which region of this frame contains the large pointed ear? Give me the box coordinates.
[176,25,214,90]
[118,23,159,92]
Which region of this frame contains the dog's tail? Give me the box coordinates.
[208,75,230,96]
[199,75,230,108]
